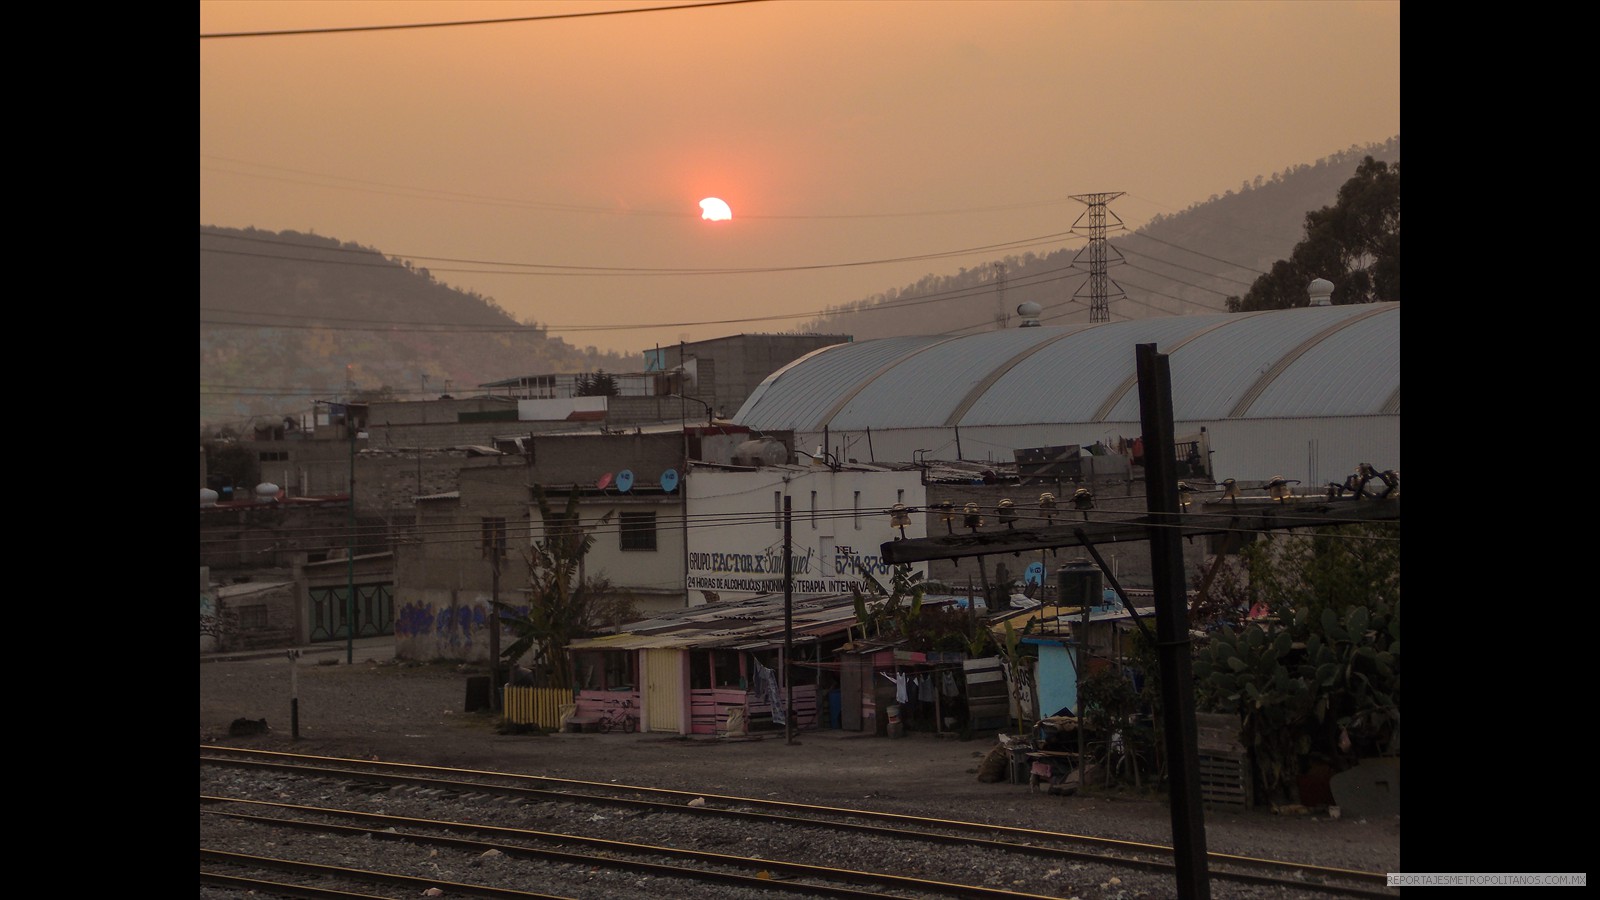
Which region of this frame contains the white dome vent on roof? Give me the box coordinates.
[732,438,788,467]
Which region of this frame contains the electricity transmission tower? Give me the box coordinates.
[1070,192,1128,323]
[993,262,1008,330]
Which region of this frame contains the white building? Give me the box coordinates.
[731,303,1399,489]
[685,464,927,601]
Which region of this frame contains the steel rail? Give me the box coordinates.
[202,746,1392,890]
[200,849,569,899]
[202,757,1178,871]
[198,869,410,899]
[203,800,1063,899]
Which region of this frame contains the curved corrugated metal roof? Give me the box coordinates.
[733,304,1398,430]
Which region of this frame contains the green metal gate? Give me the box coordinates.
[309,583,394,642]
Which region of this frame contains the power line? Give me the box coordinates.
[1117,245,1257,289]
[200,0,767,39]
[202,155,1095,222]
[1117,273,1234,309]
[1121,232,1271,278]
[199,228,1081,277]
[202,504,1400,550]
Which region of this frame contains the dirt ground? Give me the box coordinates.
[200,653,1400,875]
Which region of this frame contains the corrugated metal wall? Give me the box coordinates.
[503,686,571,730]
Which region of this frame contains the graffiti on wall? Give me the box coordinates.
[394,598,529,659]
[200,592,233,651]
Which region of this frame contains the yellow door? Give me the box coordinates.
[644,649,683,733]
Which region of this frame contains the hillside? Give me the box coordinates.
[200,137,1397,430]
[199,227,633,430]
[799,136,1400,339]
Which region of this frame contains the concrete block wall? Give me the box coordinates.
[358,452,479,511]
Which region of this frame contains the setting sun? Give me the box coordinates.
[699,197,732,221]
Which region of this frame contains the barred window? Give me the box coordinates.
[620,511,657,551]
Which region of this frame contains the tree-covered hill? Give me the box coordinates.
[199,226,632,430]
[799,136,1399,339]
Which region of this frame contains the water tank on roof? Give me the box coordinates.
[733,438,788,467]
[200,488,218,507]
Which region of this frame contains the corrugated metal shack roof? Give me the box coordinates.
[733,304,1399,432]
[572,592,961,652]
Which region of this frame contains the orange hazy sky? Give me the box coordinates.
[199,0,1400,357]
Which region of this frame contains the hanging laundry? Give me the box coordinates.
[753,657,786,726]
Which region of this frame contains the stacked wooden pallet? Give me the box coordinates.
[1193,712,1253,809]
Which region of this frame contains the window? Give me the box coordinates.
[774,491,782,528]
[853,491,862,530]
[712,649,743,688]
[237,604,268,629]
[572,650,634,691]
[481,517,507,559]
[620,511,657,551]
[258,451,288,462]
[810,491,817,529]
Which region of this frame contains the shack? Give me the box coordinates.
[834,642,969,736]
[567,592,862,735]
[990,590,1157,719]
[566,592,967,735]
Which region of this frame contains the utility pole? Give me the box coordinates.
[1070,193,1128,323]
[1136,343,1211,899]
[490,545,502,712]
[344,367,357,666]
[346,403,356,666]
[287,649,302,739]
[783,495,795,745]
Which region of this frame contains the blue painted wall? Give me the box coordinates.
[1027,638,1079,718]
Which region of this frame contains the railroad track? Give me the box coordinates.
[201,746,1396,899]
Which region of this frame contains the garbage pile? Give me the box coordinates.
[976,714,1090,794]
